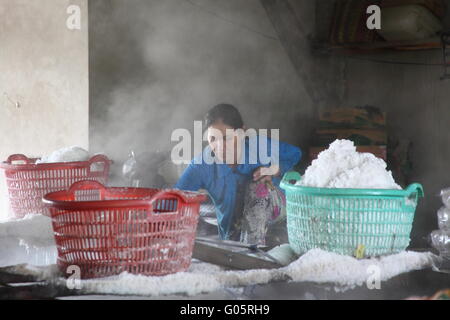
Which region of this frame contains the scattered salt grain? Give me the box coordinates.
[70,248,434,297]
[82,271,223,297]
[298,140,401,189]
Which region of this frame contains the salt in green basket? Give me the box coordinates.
[280,172,424,258]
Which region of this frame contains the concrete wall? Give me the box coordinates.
[0,0,89,220]
[88,0,320,174]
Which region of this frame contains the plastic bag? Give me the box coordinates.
[437,206,450,230]
[441,188,450,208]
[431,229,450,257]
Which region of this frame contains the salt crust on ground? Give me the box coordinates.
[1,215,434,297]
[62,250,435,297]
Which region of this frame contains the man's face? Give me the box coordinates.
[206,121,242,165]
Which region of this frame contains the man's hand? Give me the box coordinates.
[253,164,280,182]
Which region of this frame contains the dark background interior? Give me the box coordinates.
[89,0,450,248]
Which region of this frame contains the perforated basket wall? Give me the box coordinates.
[280,172,424,257]
[0,154,110,218]
[44,181,206,279]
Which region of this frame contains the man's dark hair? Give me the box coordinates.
[204,104,244,129]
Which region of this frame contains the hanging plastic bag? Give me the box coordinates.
[441,188,450,208]
[431,229,450,257]
[438,206,450,230]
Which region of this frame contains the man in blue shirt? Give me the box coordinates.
[175,104,301,245]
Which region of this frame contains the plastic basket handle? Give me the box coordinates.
[150,190,189,204]
[67,180,108,200]
[88,154,111,175]
[149,190,206,211]
[405,183,424,198]
[281,171,301,186]
[6,154,34,164]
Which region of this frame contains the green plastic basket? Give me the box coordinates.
[280,172,424,258]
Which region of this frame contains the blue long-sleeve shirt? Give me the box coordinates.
[174,135,301,239]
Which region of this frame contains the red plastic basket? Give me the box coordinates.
[0,154,111,219]
[43,180,207,279]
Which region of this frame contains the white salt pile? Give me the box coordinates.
[0,214,54,243]
[36,146,90,164]
[0,214,57,267]
[283,249,433,290]
[298,140,401,189]
[44,249,433,297]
